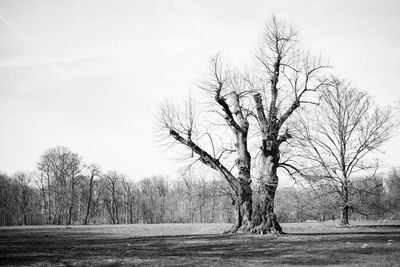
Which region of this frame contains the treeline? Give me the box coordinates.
[1,146,400,226]
[0,147,236,226]
[0,171,237,226]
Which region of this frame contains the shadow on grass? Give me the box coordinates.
[289,231,400,236]
[1,227,400,266]
[353,224,400,229]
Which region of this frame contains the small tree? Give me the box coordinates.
[295,77,398,226]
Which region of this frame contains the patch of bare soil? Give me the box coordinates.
[1,223,400,266]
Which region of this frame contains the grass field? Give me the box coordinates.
[1,221,400,266]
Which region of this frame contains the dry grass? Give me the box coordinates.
[1,221,399,266]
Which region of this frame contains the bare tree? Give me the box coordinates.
[36,162,53,224]
[158,16,327,233]
[67,173,82,227]
[121,177,136,224]
[138,177,156,223]
[102,171,123,224]
[37,146,81,225]
[251,16,328,233]
[158,56,254,232]
[294,77,398,226]
[83,164,101,225]
[386,167,400,219]
[13,172,33,225]
[91,179,106,224]
[0,173,18,225]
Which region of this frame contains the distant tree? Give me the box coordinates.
[121,177,136,224]
[91,179,106,224]
[13,172,34,225]
[102,171,123,224]
[386,167,400,219]
[37,146,81,225]
[181,174,196,223]
[0,173,18,225]
[295,77,398,226]
[83,164,101,224]
[352,175,385,219]
[153,176,168,223]
[33,170,49,224]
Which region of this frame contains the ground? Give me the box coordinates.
[1,221,400,266]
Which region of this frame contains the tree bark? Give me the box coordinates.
[340,185,350,226]
[47,173,52,224]
[84,175,94,225]
[234,131,253,232]
[251,93,284,234]
[340,205,350,226]
[251,153,284,234]
[67,178,76,226]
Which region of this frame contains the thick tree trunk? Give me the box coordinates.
[238,131,253,224]
[235,158,253,232]
[237,178,252,231]
[250,92,285,234]
[225,132,253,234]
[340,206,350,226]
[251,152,284,234]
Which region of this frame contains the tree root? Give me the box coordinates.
[224,221,285,235]
[223,223,241,234]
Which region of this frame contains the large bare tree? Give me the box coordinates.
[294,77,397,226]
[158,16,327,233]
[250,16,328,233]
[158,55,255,232]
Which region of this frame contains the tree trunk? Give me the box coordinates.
[340,184,350,226]
[251,152,284,234]
[236,178,252,231]
[47,176,52,224]
[129,202,134,224]
[112,192,119,224]
[251,93,284,234]
[340,206,350,226]
[105,200,115,224]
[84,178,94,225]
[77,195,81,222]
[67,180,76,226]
[225,131,253,233]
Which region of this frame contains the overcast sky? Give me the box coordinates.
[1,0,399,180]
